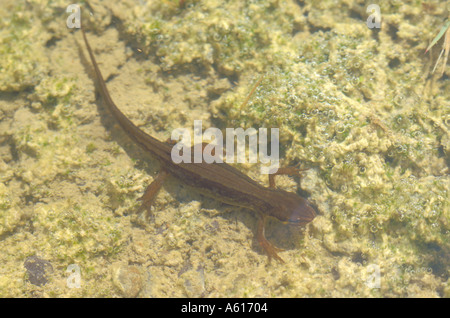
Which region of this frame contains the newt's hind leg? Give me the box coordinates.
[257,214,285,263]
[137,169,169,218]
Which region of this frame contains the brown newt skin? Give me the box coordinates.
[81,29,316,263]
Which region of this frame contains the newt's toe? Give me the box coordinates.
[259,237,285,264]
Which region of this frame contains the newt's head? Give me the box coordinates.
[268,189,316,225]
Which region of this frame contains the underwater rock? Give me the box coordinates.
[24,256,53,286]
[112,263,143,298]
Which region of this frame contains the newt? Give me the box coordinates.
[80,28,316,263]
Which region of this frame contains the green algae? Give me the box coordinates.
[0,5,45,92]
[0,0,448,297]
[125,0,301,75]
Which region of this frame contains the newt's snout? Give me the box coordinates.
[270,190,316,225]
[288,201,316,225]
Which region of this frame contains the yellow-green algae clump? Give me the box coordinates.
[0,0,449,297]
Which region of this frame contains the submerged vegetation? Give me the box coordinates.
[0,0,448,297]
[426,19,449,76]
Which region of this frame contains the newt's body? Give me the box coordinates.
[81,29,316,263]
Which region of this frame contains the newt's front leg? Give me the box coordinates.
[258,165,309,263]
[257,213,285,263]
[268,166,309,188]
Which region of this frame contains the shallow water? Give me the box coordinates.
[0,0,448,297]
